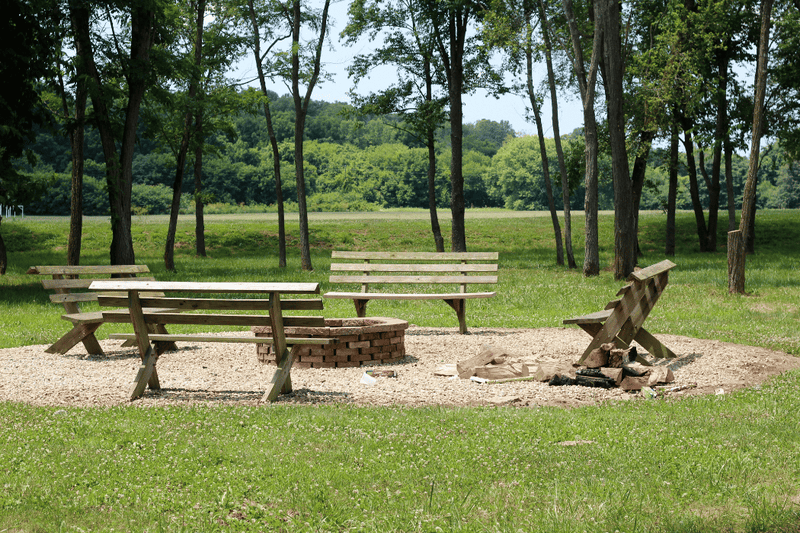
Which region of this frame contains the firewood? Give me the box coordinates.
[584,347,608,368]
[457,344,508,378]
[647,366,675,386]
[474,363,529,380]
[532,364,571,382]
[620,375,649,391]
[599,367,624,385]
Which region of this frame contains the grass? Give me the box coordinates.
[0,209,799,532]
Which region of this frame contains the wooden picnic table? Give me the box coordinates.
[89,280,330,401]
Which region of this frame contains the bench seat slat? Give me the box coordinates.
[97,296,324,311]
[331,263,498,273]
[331,251,498,261]
[43,276,156,290]
[108,333,333,345]
[102,310,325,328]
[563,309,613,325]
[329,275,498,285]
[325,291,496,300]
[28,265,150,276]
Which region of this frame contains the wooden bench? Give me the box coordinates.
[324,251,499,334]
[564,259,678,365]
[27,265,177,356]
[91,280,333,402]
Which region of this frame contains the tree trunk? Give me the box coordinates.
[539,0,575,269]
[194,115,206,257]
[423,55,444,252]
[728,0,772,293]
[525,0,562,265]
[563,0,601,276]
[247,0,286,267]
[427,129,444,252]
[597,0,635,279]
[447,9,468,253]
[679,122,709,251]
[725,139,735,230]
[0,217,5,275]
[665,123,679,256]
[67,81,86,267]
[166,0,205,272]
[630,130,654,258]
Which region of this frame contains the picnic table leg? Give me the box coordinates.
[263,345,301,402]
[633,328,677,359]
[444,299,468,334]
[46,323,104,355]
[130,344,159,400]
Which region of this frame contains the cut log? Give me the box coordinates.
[474,363,529,380]
[620,375,649,391]
[548,373,577,386]
[457,344,509,378]
[583,347,608,369]
[608,346,636,368]
[648,366,675,386]
[599,367,624,386]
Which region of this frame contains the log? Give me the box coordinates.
[647,366,675,386]
[620,375,649,391]
[457,344,509,378]
[474,363,529,380]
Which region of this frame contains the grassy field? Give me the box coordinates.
[0,209,799,532]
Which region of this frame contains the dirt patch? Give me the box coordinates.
[1,327,798,408]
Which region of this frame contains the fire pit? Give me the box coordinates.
[253,317,408,368]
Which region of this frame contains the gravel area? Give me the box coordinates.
[1,327,798,408]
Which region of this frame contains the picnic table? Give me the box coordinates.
[89,280,332,402]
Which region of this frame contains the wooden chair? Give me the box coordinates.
[564,260,677,365]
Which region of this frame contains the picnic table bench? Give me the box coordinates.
[324,251,498,334]
[27,264,177,355]
[90,280,333,402]
[564,259,677,365]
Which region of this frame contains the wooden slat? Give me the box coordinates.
[331,251,498,261]
[89,280,320,294]
[43,276,156,290]
[97,296,324,311]
[28,265,150,276]
[328,275,498,285]
[104,312,325,328]
[563,309,613,325]
[628,260,676,282]
[330,263,498,273]
[324,291,496,300]
[109,333,334,345]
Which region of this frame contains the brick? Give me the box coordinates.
[350,352,375,362]
[372,338,391,347]
[312,362,336,369]
[299,354,324,363]
[348,340,371,349]
[336,361,362,368]
[390,336,404,345]
[294,362,312,369]
[338,335,359,343]
[325,354,350,363]
[336,348,360,357]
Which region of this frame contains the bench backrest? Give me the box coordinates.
[329,251,498,294]
[607,259,676,313]
[27,265,159,314]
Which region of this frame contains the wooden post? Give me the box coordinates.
[727,229,745,294]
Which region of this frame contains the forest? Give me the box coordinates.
[1,0,799,284]
[17,95,800,216]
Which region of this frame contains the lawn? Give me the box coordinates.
[0,209,798,532]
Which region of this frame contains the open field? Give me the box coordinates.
[0,209,799,532]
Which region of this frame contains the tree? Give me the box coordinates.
[0,0,55,274]
[728,0,773,293]
[244,0,292,267]
[562,0,602,276]
[69,0,161,265]
[343,0,450,251]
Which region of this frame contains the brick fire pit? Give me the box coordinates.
[253,317,408,368]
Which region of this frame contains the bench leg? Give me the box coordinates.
[633,328,677,359]
[46,323,104,355]
[353,299,368,317]
[263,345,301,403]
[444,299,468,334]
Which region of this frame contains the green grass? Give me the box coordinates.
[1,209,799,532]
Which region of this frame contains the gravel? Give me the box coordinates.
[1,327,798,408]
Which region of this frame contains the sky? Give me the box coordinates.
[234,1,586,139]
